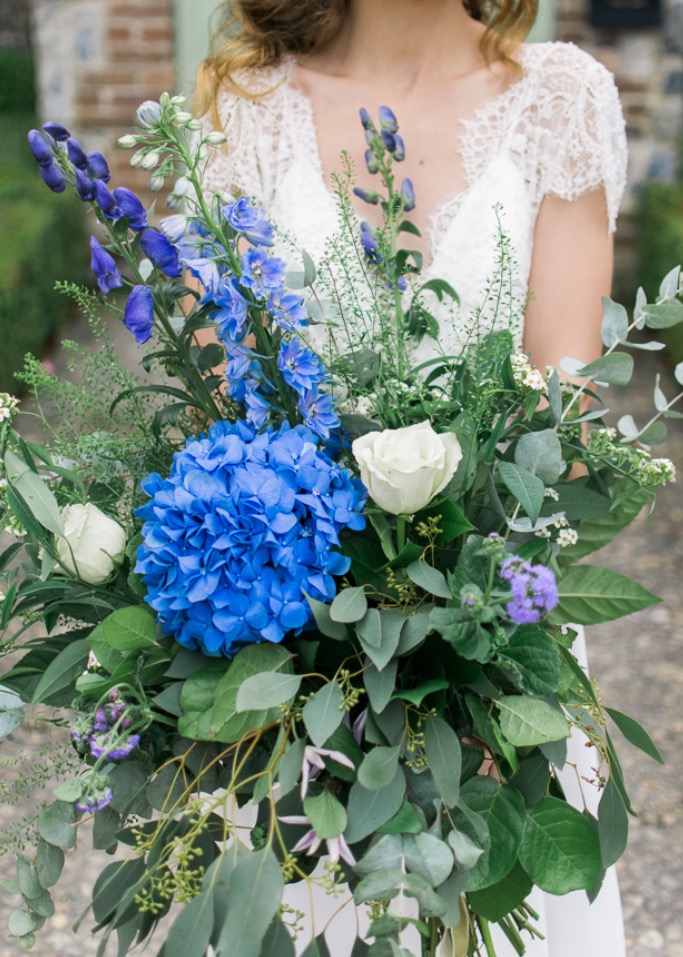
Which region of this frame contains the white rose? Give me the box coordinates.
[56,503,127,584]
[352,421,463,515]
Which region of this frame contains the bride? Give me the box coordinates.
[192,1,628,954]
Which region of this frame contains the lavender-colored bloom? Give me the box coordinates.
[299,389,340,440]
[90,236,123,294]
[76,786,113,814]
[360,221,381,263]
[89,732,140,761]
[244,381,271,429]
[27,129,54,167]
[353,186,380,206]
[364,148,379,175]
[222,196,274,247]
[359,107,373,130]
[501,555,559,624]
[393,135,406,161]
[401,178,416,212]
[300,745,355,798]
[75,168,96,202]
[140,228,182,277]
[40,161,66,193]
[380,129,397,153]
[137,100,162,129]
[211,275,249,341]
[123,286,155,345]
[94,180,121,220]
[268,291,308,332]
[42,121,70,141]
[280,815,356,866]
[113,186,148,230]
[66,137,88,170]
[378,106,398,132]
[87,151,111,182]
[240,247,286,297]
[278,338,325,396]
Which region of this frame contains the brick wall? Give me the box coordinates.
[555,0,683,281]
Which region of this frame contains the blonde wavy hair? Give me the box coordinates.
[194,0,539,119]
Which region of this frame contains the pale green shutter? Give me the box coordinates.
[174,0,224,96]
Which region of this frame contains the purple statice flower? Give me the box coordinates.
[140,228,182,277]
[222,196,274,247]
[280,815,356,866]
[113,186,148,230]
[360,221,381,263]
[75,168,95,202]
[89,732,140,761]
[278,338,325,396]
[268,291,308,332]
[27,130,54,167]
[87,151,110,181]
[40,162,66,193]
[500,556,559,625]
[66,137,88,170]
[42,121,70,141]
[135,420,366,656]
[90,236,123,294]
[123,285,155,345]
[94,180,121,220]
[76,786,114,814]
[240,247,286,298]
[298,389,340,440]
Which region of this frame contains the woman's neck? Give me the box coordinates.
[300,0,488,90]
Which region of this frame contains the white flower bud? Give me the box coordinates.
[174,111,193,125]
[129,150,145,168]
[140,151,161,170]
[117,134,139,148]
[172,176,191,197]
[149,171,166,192]
[205,131,227,146]
[56,503,127,584]
[186,119,203,131]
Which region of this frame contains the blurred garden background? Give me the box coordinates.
[1,0,683,955]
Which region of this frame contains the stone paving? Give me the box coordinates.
[0,318,681,957]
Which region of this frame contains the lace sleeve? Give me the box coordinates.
[536,44,628,233]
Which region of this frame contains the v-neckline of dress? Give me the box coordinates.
[281,48,534,272]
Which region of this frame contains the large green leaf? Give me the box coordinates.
[514,430,563,485]
[304,791,347,840]
[261,919,296,957]
[429,608,491,662]
[558,484,649,563]
[598,777,629,868]
[495,627,561,696]
[606,707,664,764]
[100,606,158,652]
[453,778,525,891]
[0,685,24,738]
[303,680,345,747]
[353,868,447,918]
[406,560,452,600]
[214,848,284,957]
[423,715,461,808]
[177,660,228,740]
[518,797,601,893]
[345,767,406,843]
[210,645,293,743]
[301,935,332,957]
[358,747,400,791]
[166,890,215,957]
[35,840,64,889]
[364,659,398,714]
[498,463,544,524]
[5,450,63,536]
[467,861,532,922]
[31,639,89,707]
[551,566,660,625]
[578,352,634,386]
[497,696,570,747]
[305,594,348,641]
[235,672,301,713]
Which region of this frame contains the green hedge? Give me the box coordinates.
[0,49,36,113]
[0,113,86,392]
[638,180,683,364]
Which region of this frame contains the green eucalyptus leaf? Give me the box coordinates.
[261,919,296,957]
[578,353,634,386]
[304,791,347,840]
[235,672,301,713]
[424,715,461,808]
[330,586,367,623]
[514,430,563,485]
[359,608,404,671]
[376,801,423,835]
[305,594,349,640]
[498,463,544,523]
[599,297,629,348]
[364,659,398,714]
[8,909,42,938]
[642,300,683,328]
[551,566,660,625]
[395,610,432,655]
[392,678,449,707]
[16,856,42,900]
[519,796,601,893]
[277,738,306,797]
[406,560,452,600]
[353,868,447,918]
[36,840,64,888]
[358,746,400,791]
[165,890,215,957]
[497,696,570,747]
[345,766,406,843]
[31,639,88,707]
[214,847,284,957]
[301,935,332,957]
[37,801,77,850]
[303,680,345,747]
[0,685,24,738]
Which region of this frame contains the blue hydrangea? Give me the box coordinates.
[135,420,366,656]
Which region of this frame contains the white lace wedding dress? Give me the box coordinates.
[200,41,629,957]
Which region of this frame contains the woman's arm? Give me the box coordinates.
[524,188,613,373]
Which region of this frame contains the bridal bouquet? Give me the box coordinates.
[0,95,679,957]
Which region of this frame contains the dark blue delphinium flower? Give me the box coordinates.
[90,236,122,293]
[353,187,380,205]
[87,150,111,182]
[378,106,398,132]
[135,420,366,656]
[278,338,325,396]
[113,186,148,230]
[401,178,416,212]
[123,286,155,345]
[299,389,340,440]
[27,129,54,167]
[364,148,380,175]
[40,161,66,193]
[66,137,88,170]
[360,221,381,263]
[500,555,559,624]
[75,168,96,202]
[94,180,121,220]
[42,121,70,141]
[140,228,182,277]
[222,196,274,247]
[240,247,287,298]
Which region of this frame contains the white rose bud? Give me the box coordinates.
[352,421,463,515]
[56,504,127,584]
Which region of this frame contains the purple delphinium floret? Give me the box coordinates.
[500,555,559,624]
[123,285,155,345]
[277,338,325,396]
[90,236,123,294]
[40,162,66,193]
[75,168,96,202]
[240,247,286,298]
[140,228,182,277]
[113,186,148,230]
[27,130,54,167]
[87,150,111,181]
[42,121,70,141]
[222,196,274,247]
[66,137,89,170]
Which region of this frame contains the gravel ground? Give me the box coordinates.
[0,318,681,957]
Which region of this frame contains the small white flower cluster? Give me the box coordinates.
[543,487,560,501]
[536,513,578,548]
[588,428,676,487]
[510,354,549,394]
[0,393,19,423]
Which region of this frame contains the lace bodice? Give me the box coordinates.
[200,41,627,358]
